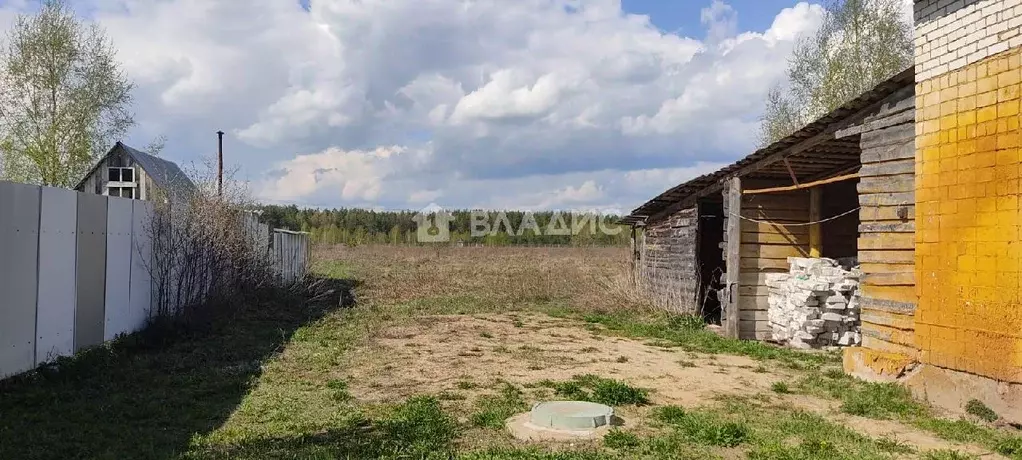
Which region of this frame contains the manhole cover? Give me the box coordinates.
[506,401,616,441]
[530,401,614,429]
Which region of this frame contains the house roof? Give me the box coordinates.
[620,67,914,225]
[75,142,196,194]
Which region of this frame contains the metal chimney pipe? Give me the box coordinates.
[217,130,224,196]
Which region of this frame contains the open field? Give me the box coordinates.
[1,245,1020,459]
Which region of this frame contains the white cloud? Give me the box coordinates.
[0,0,829,211]
[701,0,738,44]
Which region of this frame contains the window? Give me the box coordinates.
[107,186,135,199]
[107,167,135,183]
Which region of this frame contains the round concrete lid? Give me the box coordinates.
[529,401,614,430]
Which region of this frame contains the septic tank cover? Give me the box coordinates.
[506,401,615,441]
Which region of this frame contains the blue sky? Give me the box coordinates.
[0,0,845,212]
[622,0,821,34]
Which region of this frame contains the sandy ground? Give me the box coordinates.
[341,312,1003,457]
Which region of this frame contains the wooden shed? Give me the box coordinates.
[623,68,916,341]
[74,142,196,201]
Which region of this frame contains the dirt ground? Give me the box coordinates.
[342,311,1002,457]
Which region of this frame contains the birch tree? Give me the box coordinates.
[0,0,134,187]
[758,0,912,145]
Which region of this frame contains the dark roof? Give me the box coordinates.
[75,142,196,194]
[621,67,914,225]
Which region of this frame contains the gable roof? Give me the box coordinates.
[621,67,915,225]
[75,142,196,194]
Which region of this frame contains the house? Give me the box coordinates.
[74,142,195,201]
[623,0,1022,423]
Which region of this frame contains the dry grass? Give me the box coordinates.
[314,245,643,314]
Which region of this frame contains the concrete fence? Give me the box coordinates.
[0,181,308,380]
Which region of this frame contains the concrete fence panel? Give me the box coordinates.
[104,197,134,341]
[1,180,303,380]
[129,200,154,332]
[0,182,41,378]
[75,193,107,352]
[35,187,78,365]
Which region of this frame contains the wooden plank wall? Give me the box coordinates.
[856,88,918,358]
[728,181,811,340]
[638,206,700,314]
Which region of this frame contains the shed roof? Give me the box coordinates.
[75,142,196,194]
[621,67,914,225]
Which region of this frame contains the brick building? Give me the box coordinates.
[844,0,1022,423]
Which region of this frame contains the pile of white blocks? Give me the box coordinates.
[765,257,862,349]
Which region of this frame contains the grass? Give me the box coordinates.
[603,430,641,449]
[579,312,836,368]
[3,246,1018,459]
[794,367,1022,457]
[652,405,749,447]
[469,383,528,429]
[964,399,998,422]
[770,382,790,394]
[921,450,978,460]
[541,375,651,406]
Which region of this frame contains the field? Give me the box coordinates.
[1,246,1020,459]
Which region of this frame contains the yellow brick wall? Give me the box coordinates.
[915,47,1022,383]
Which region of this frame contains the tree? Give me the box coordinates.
[758,0,912,145]
[0,0,134,187]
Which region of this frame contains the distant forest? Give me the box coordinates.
[259,205,630,246]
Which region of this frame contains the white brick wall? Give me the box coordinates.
[915,0,1022,81]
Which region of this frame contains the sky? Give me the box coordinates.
[0,0,910,213]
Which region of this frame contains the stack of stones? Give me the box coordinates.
[765,257,862,349]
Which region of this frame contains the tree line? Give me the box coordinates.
[258,205,631,247]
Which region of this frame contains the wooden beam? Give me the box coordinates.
[809,187,822,257]
[743,173,860,195]
[724,178,742,340]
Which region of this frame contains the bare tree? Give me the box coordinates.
[143,160,274,321]
[758,0,912,145]
[0,0,134,187]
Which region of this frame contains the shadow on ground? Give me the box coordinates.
[0,275,357,460]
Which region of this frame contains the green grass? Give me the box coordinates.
[794,369,1022,457]
[964,399,998,422]
[770,382,790,394]
[603,429,641,449]
[0,287,334,460]
[578,312,835,368]
[652,405,749,447]
[921,450,978,460]
[541,375,650,406]
[469,384,528,429]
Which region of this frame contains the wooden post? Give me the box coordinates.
[809,187,822,257]
[724,177,742,339]
[629,226,637,285]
